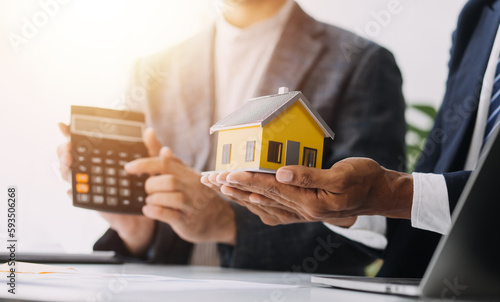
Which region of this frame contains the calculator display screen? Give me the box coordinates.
[74,117,142,138]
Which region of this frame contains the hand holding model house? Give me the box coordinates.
[202,88,357,227]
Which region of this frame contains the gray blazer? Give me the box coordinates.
[95,2,406,275]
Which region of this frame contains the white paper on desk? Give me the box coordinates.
[13,272,295,290]
[0,269,297,301]
[0,261,298,302]
[0,261,77,274]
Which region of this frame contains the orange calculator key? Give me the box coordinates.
[76,183,89,193]
[76,173,89,183]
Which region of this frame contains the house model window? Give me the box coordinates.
[222,144,231,164]
[246,141,256,162]
[303,147,317,167]
[267,141,283,164]
[207,88,334,173]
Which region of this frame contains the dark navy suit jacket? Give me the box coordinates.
[378,0,500,278]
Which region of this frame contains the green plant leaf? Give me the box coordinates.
[405,103,438,173]
[406,144,423,153]
[406,123,428,138]
[410,104,437,119]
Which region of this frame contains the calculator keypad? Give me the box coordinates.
[72,137,148,215]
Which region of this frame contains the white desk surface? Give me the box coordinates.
[0,264,435,302]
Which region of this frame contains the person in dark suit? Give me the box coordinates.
[58,0,406,274]
[207,0,500,277]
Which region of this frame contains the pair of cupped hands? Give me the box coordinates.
[58,126,411,256]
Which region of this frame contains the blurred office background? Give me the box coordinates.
[0,0,467,253]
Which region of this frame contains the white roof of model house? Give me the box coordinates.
[209,90,335,139]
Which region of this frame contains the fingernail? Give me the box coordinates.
[124,162,133,171]
[249,195,260,204]
[276,168,293,183]
[142,205,151,216]
[214,174,226,185]
[222,189,233,197]
[160,146,172,157]
[226,174,239,184]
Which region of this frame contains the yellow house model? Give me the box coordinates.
[210,88,335,173]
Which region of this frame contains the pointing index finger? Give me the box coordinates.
[125,157,163,175]
[124,150,186,176]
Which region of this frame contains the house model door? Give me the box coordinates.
[285,140,300,165]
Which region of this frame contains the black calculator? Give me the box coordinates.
[70,106,148,215]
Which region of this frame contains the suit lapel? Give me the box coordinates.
[256,3,325,96]
[178,26,216,125]
[436,5,500,172]
[172,26,216,170]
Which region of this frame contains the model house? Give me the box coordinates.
[209,87,335,173]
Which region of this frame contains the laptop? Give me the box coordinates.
[312,124,500,299]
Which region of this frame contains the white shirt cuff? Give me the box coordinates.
[323,216,387,250]
[411,173,452,235]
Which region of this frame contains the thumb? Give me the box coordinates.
[159,146,174,159]
[143,127,162,156]
[58,123,70,138]
[276,166,330,189]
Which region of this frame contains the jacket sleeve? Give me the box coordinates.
[94,222,193,264]
[443,170,472,213]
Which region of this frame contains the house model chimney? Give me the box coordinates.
[278,87,289,94]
